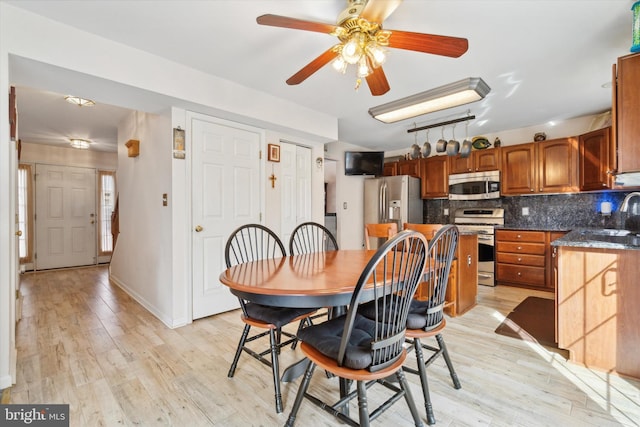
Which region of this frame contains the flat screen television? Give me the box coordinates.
[344,151,384,176]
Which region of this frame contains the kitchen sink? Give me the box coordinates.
[579,229,640,247]
[581,229,631,236]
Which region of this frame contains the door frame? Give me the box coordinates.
[184,111,265,321]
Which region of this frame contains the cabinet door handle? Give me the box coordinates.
[517,246,522,250]
[467,255,472,266]
[517,272,522,276]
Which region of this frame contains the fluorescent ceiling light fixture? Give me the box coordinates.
[64,95,95,107]
[70,138,92,149]
[369,77,490,123]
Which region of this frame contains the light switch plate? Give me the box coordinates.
[522,207,529,216]
[444,208,449,215]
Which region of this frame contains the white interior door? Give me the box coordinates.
[35,164,96,270]
[191,115,261,319]
[280,143,312,245]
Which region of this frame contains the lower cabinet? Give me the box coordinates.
[416,233,478,316]
[557,246,640,378]
[496,229,566,291]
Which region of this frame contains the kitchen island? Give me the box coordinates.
[552,229,640,379]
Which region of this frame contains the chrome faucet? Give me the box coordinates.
[620,192,640,212]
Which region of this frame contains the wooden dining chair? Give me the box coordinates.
[404,223,442,241]
[289,222,338,323]
[225,224,318,414]
[364,222,398,250]
[285,230,429,427]
[289,221,338,254]
[403,225,461,425]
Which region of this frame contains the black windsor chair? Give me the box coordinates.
[224,224,317,414]
[403,224,461,425]
[285,230,429,427]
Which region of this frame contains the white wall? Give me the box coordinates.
[0,2,340,383]
[19,142,117,170]
[109,111,175,326]
[325,140,371,250]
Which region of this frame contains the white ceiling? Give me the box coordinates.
[7,0,635,153]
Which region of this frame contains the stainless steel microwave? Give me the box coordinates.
[448,171,500,200]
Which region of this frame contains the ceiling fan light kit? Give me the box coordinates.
[368,77,490,123]
[256,0,468,96]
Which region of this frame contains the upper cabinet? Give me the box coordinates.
[538,137,579,193]
[419,155,448,199]
[579,127,612,191]
[397,159,421,178]
[501,143,537,195]
[449,148,501,174]
[614,52,640,173]
[382,161,398,176]
[501,138,578,195]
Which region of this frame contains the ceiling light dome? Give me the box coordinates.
[65,95,95,107]
[70,138,92,149]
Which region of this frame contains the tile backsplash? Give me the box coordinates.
[424,191,640,230]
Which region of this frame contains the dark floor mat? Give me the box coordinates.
[494,296,557,348]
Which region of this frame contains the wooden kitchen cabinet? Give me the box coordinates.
[579,127,612,191]
[500,144,537,195]
[449,148,501,174]
[557,246,640,378]
[496,229,555,291]
[614,52,640,173]
[445,233,478,316]
[538,137,579,193]
[397,159,421,178]
[382,162,398,176]
[417,233,478,317]
[501,138,578,195]
[419,155,448,198]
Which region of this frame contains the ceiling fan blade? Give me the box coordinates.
[360,0,403,24]
[387,30,469,58]
[286,48,339,85]
[257,14,337,34]
[366,67,390,96]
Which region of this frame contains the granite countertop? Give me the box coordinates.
[496,225,572,232]
[551,228,640,250]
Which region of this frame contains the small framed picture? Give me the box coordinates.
[268,144,280,162]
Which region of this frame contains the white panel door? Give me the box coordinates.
[280,142,297,246]
[280,144,312,247]
[295,146,312,224]
[35,164,96,269]
[191,115,261,319]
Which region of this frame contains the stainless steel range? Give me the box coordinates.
[453,208,504,286]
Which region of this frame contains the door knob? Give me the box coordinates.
[90,220,95,224]
[195,225,204,232]
[15,230,22,236]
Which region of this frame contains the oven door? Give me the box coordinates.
[476,231,495,286]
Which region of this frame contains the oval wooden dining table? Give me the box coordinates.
[219,249,379,389]
[219,249,378,309]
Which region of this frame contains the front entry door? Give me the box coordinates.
[190,114,262,319]
[35,164,96,269]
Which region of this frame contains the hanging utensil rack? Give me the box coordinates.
[407,114,475,134]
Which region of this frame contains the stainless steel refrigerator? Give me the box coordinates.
[364,175,423,249]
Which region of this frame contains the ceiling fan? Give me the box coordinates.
[257,0,469,96]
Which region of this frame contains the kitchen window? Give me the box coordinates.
[98,171,116,255]
[18,164,33,263]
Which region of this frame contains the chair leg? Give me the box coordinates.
[436,334,461,390]
[396,369,425,427]
[285,360,315,427]
[413,338,436,425]
[228,323,251,378]
[269,329,283,413]
[356,380,370,427]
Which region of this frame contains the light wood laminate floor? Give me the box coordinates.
[9,266,640,426]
